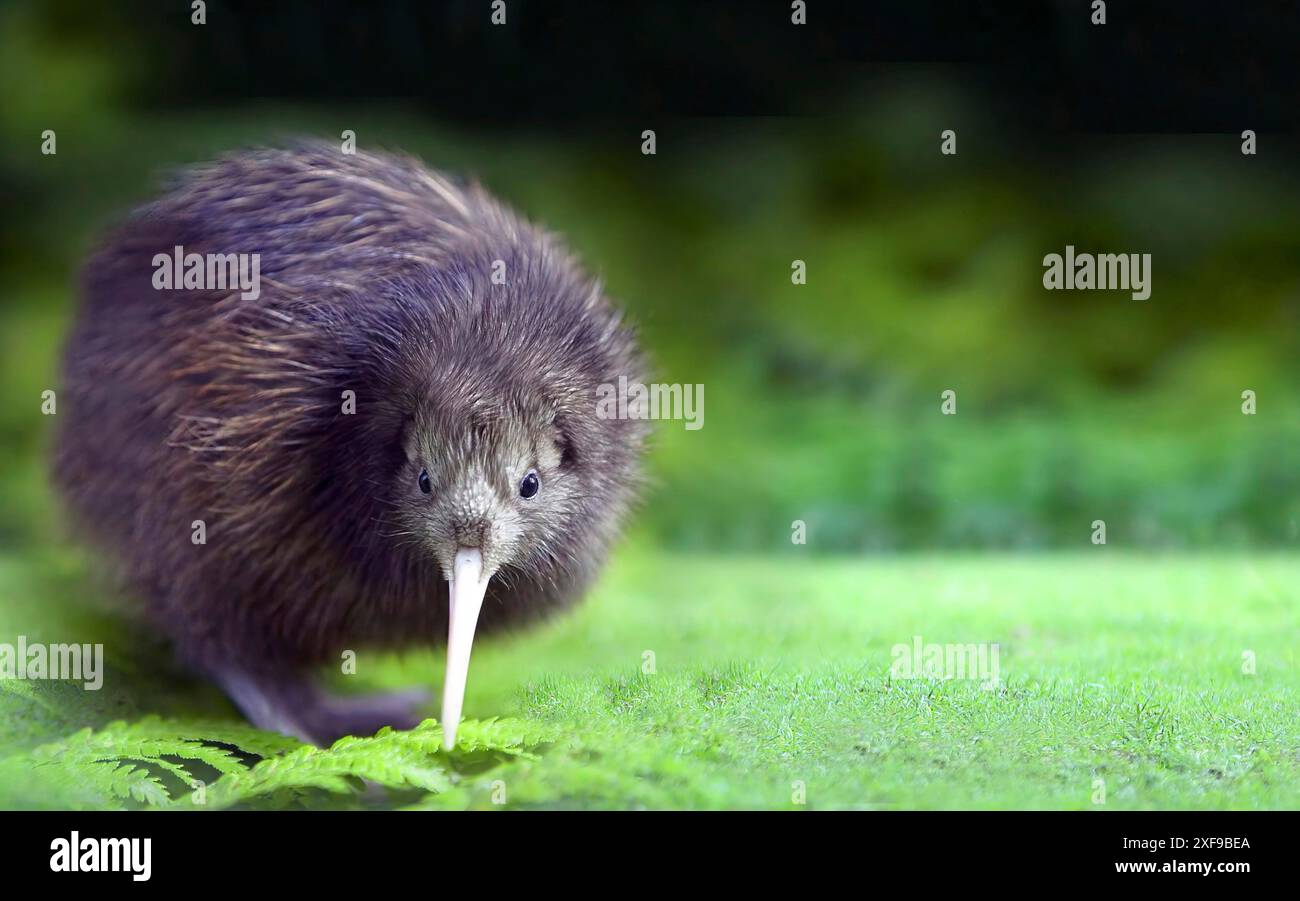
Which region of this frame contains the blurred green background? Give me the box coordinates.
[2,1,1298,559]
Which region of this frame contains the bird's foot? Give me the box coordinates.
[310,686,432,743]
[213,669,430,746]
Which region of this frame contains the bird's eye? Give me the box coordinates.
[519,469,540,499]
[418,468,431,494]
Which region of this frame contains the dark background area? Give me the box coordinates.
[19,0,1300,128]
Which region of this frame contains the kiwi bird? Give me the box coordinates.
[54,144,647,747]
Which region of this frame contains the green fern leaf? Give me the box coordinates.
[9,716,308,808]
[202,726,452,808]
[1,714,553,810]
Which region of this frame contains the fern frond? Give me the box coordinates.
[106,763,171,806]
[202,725,452,808]
[3,714,553,810]
[450,717,557,758]
[201,717,554,808]
[15,716,308,808]
[94,715,308,757]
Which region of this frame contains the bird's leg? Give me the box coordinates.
[212,667,430,746]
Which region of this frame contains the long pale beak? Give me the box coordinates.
[441,547,490,750]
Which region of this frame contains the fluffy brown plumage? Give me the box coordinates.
[53,144,647,744]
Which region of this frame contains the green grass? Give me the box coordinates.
[1,548,1297,809]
